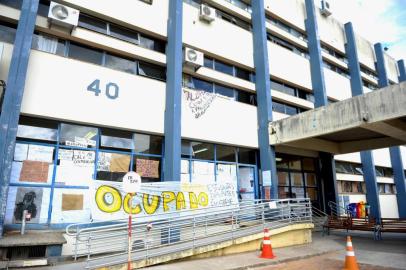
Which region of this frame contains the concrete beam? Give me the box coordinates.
[269,82,406,154]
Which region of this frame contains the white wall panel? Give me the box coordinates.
[22,51,166,134]
[181,89,258,148]
[183,3,254,68]
[324,68,352,100]
[372,148,392,168]
[379,195,399,218]
[265,0,306,31]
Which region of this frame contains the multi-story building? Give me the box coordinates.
[0,0,405,234]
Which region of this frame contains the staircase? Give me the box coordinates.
[311,206,328,231]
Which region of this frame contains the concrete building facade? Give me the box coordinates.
[0,0,405,233]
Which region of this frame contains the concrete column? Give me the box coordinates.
[304,0,338,208]
[375,43,406,219]
[392,60,406,218]
[251,0,278,198]
[163,0,183,182]
[0,0,39,237]
[344,22,381,221]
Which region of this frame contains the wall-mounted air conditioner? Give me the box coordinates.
[48,2,79,29]
[199,4,216,23]
[184,47,204,69]
[320,0,332,17]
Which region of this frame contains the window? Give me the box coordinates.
[215,60,234,76]
[191,77,213,93]
[216,145,236,162]
[268,33,308,59]
[32,33,65,56]
[78,14,107,34]
[216,9,251,31]
[133,156,161,182]
[110,24,139,45]
[105,53,137,74]
[134,133,162,155]
[272,101,299,115]
[0,0,22,9]
[235,67,250,81]
[140,35,165,53]
[17,117,58,142]
[59,123,98,148]
[204,57,214,69]
[215,84,235,99]
[96,152,131,181]
[68,42,103,65]
[138,62,166,81]
[192,142,214,160]
[237,91,256,106]
[100,129,133,150]
[0,22,16,44]
[238,148,256,164]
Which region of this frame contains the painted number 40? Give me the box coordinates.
[87,79,119,99]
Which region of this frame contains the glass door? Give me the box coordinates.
[238,166,256,200]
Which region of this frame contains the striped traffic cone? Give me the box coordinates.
[259,228,275,259]
[343,236,359,270]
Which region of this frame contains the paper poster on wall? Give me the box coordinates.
[10,162,23,183]
[262,170,272,186]
[51,189,91,223]
[19,160,50,183]
[55,160,93,186]
[91,180,238,221]
[136,158,159,178]
[238,167,254,193]
[14,143,28,161]
[97,152,112,171]
[62,194,84,211]
[58,149,73,161]
[73,150,95,167]
[181,160,189,174]
[216,164,237,183]
[13,187,43,223]
[110,154,131,172]
[27,145,54,163]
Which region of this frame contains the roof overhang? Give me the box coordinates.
[269,82,406,154]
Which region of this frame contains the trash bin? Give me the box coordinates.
[356,203,362,218]
[359,201,366,218]
[347,203,357,217]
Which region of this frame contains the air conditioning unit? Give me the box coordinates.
[184,47,204,68]
[199,4,216,23]
[48,2,79,29]
[320,0,332,16]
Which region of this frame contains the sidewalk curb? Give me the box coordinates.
[227,250,339,270]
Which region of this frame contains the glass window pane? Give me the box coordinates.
[134,133,162,155]
[291,186,305,198]
[133,156,161,182]
[214,60,234,75]
[305,173,317,186]
[272,101,285,114]
[110,24,138,44]
[235,67,250,80]
[191,142,214,160]
[215,84,235,99]
[204,57,214,68]
[55,149,95,186]
[78,14,107,34]
[0,23,16,44]
[96,152,131,181]
[216,145,236,162]
[181,140,192,158]
[306,188,318,201]
[236,91,256,105]
[32,34,65,56]
[17,124,57,142]
[138,62,166,81]
[302,158,315,171]
[192,77,213,92]
[68,42,103,65]
[105,53,137,74]
[289,159,301,170]
[278,186,289,199]
[277,172,289,185]
[0,0,23,9]
[238,148,256,164]
[291,172,303,186]
[285,104,298,115]
[60,123,98,148]
[276,156,289,169]
[101,135,133,150]
[139,35,165,53]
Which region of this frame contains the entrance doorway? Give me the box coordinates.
[237,166,257,200]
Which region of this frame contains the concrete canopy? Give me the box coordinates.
[269,82,406,154]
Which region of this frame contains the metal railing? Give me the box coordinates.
[328,201,352,218]
[311,206,328,230]
[66,198,312,269]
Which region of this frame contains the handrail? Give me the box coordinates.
[328,201,352,217]
[67,198,312,268]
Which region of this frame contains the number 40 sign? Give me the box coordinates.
[87,79,119,100]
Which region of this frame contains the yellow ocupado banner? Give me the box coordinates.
[91,180,238,221]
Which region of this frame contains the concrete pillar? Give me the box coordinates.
[304,0,338,208]
[375,43,406,219]
[251,0,278,198]
[344,22,381,221]
[163,0,183,182]
[0,0,39,237]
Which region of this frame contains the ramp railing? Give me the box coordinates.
[66,198,311,269]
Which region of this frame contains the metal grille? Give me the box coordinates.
[7,245,46,260]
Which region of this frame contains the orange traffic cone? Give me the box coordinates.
[343,236,359,270]
[259,228,275,259]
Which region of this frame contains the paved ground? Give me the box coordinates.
[25,230,406,270]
